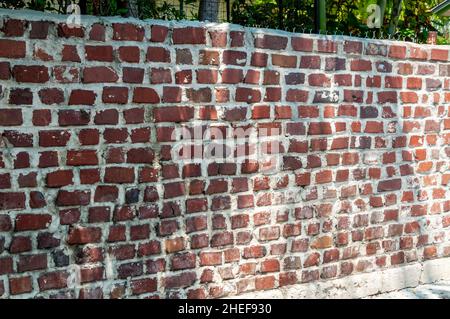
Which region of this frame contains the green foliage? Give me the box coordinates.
[0,0,27,10]
[105,0,128,16]
[0,0,51,11]
[137,0,198,20]
[232,0,449,43]
[0,0,127,14]
[85,0,128,16]
[231,0,314,31]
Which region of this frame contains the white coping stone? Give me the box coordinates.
[1,8,450,49]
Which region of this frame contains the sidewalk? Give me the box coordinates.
[366,280,450,299]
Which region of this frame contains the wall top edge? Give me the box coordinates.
[1,8,449,49]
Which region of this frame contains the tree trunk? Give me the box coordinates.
[127,0,139,18]
[388,0,403,35]
[198,0,220,22]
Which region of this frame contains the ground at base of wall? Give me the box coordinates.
[225,258,450,299]
[366,280,450,299]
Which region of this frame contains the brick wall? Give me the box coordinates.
[0,9,449,299]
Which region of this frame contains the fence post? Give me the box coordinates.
[180,0,184,17]
[314,0,326,33]
[278,0,284,29]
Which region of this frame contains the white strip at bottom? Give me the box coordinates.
[225,257,450,299]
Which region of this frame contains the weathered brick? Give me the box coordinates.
[173,27,206,44]
[112,23,144,41]
[0,16,447,300]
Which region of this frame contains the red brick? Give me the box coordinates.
[286,89,308,102]
[2,131,33,147]
[133,87,160,103]
[171,252,196,270]
[211,231,233,247]
[89,23,105,41]
[209,30,227,47]
[61,45,80,62]
[224,107,247,122]
[195,69,216,84]
[163,86,182,103]
[150,25,168,42]
[251,52,268,67]
[102,87,128,104]
[1,19,24,36]
[67,227,102,245]
[56,190,90,206]
[300,56,321,69]
[173,27,206,44]
[377,179,402,192]
[83,66,118,83]
[78,129,99,145]
[85,45,113,61]
[164,182,185,199]
[223,50,247,66]
[9,236,32,253]
[164,272,196,289]
[46,170,73,187]
[9,276,32,295]
[66,150,98,166]
[153,106,194,122]
[104,167,135,183]
[57,23,84,38]
[292,37,313,52]
[344,41,363,54]
[94,109,118,125]
[8,88,32,105]
[15,213,51,231]
[58,110,90,126]
[0,61,10,80]
[318,40,337,53]
[124,108,145,124]
[389,45,406,59]
[311,236,333,249]
[113,23,144,41]
[221,68,244,84]
[13,65,49,83]
[259,226,280,241]
[69,89,96,105]
[38,271,69,291]
[254,35,287,50]
[131,278,157,295]
[147,47,170,62]
[118,46,140,62]
[255,275,275,290]
[351,59,372,71]
[80,266,104,283]
[431,49,448,61]
[198,252,222,266]
[0,109,22,126]
[150,67,172,83]
[75,169,99,186]
[104,128,128,143]
[123,67,144,83]
[175,70,192,84]
[0,39,26,58]
[17,254,47,272]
